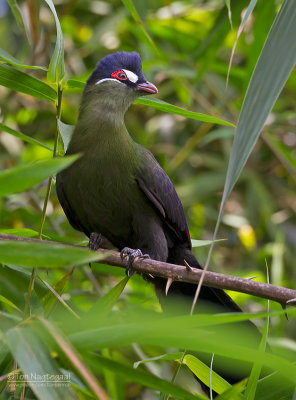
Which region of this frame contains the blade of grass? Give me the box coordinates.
[40,319,108,400]
[0,123,53,151]
[0,240,107,268]
[44,0,65,83]
[0,64,56,102]
[86,353,205,400]
[121,0,159,54]
[191,0,296,314]
[0,155,79,198]
[226,0,258,86]
[135,98,235,127]
[38,275,80,319]
[183,354,231,395]
[0,48,47,70]
[6,326,77,400]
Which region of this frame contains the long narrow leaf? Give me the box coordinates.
[0,48,47,70]
[0,64,56,102]
[6,326,77,400]
[121,0,158,54]
[219,0,296,222]
[0,240,106,268]
[183,354,231,394]
[0,123,53,151]
[135,98,235,127]
[87,354,204,400]
[0,155,78,198]
[44,0,65,82]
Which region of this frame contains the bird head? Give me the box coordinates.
[85,51,158,100]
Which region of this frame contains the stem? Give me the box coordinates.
[25,83,63,315]
[38,84,63,239]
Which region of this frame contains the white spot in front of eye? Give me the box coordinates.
[95,78,123,85]
[122,69,138,83]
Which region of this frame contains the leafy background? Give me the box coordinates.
[0,0,296,399]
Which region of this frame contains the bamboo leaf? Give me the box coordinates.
[0,64,56,102]
[121,0,158,54]
[183,354,231,394]
[135,98,235,127]
[0,240,106,268]
[227,0,258,85]
[134,352,183,368]
[44,0,65,83]
[0,294,22,314]
[0,48,47,70]
[6,326,78,400]
[87,354,203,400]
[40,319,108,400]
[214,0,296,245]
[0,123,53,151]
[0,155,78,198]
[7,0,25,31]
[191,239,226,248]
[58,120,75,151]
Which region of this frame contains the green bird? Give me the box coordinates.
[56,51,263,383]
[56,51,240,311]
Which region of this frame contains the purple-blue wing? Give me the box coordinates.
[136,146,191,247]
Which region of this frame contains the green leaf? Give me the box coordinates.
[7,0,25,31]
[0,122,53,151]
[87,354,203,400]
[191,239,226,248]
[66,79,85,89]
[38,275,80,319]
[0,48,47,70]
[0,294,22,314]
[135,98,235,127]
[58,120,75,151]
[134,352,183,369]
[121,0,158,54]
[44,0,65,83]
[6,326,78,400]
[255,371,295,400]
[227,0,258,85]
[216,378,247,399]
[183,354,231,394]
[0,240,107,268]
[0,64,56,102]
[40,319,108,399]
[0,228,39,238]
[218,0,296,226]
[263,131,296,174]
[42,268,75,317]
[244,295,270,399]
[84,276,129,320]
[0,155,78,198]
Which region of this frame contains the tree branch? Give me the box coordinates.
[1,233,295,307]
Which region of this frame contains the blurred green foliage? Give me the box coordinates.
[0,0,296,399]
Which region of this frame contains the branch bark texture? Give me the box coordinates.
[0,233,295,307]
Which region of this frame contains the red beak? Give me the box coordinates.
[137,81,158,94]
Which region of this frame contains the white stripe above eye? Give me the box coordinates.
[95,78,123,85]
[122,69,138,83]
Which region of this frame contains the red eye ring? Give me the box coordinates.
[111,70,127,80]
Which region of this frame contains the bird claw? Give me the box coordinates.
[89,232,102,251]
[88,232,102,268]
[120,247,150,277]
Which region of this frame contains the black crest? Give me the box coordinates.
[87,51,146,86]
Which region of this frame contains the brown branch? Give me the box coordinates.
[1,233,295,307]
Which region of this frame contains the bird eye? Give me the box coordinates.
[111,70,127,81]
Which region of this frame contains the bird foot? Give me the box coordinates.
[89,232,102,251]
[120,247,150,277]
[88,232,102,268]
